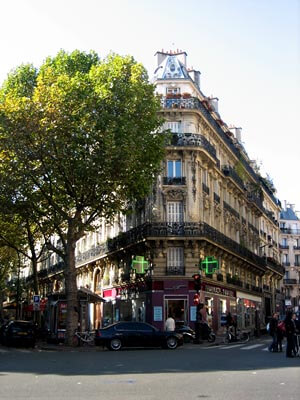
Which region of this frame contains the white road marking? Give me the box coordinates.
[240,344,264,350]
[219,344,245,349]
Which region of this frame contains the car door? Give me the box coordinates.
[137,323,159,347]
[114,322,143,348]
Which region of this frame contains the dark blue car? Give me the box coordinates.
[95,321,183,351]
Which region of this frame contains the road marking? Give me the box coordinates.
[219,344,245,349]
[240,344,264,350]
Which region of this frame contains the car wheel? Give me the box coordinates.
[166,336,178,350]
[109,338,122,351]
[208,333,216,343]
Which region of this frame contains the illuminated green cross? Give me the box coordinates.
[200,256,218,274]
[131,256,149,274]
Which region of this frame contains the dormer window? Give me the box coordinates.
[166,87,180,95]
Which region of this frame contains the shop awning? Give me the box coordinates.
[78,287,105,303]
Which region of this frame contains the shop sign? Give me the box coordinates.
[153,306,163,321]
[200,256,218,274]
[202,283,235,298]
[131,256,149,274]
[190,306,197,321]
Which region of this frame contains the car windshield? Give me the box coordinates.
[11,322,33,329]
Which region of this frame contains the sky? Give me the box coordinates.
[0,0,299,212]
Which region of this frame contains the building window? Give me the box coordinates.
[167,247,184,275]
[167,201,183,223]
[167,160,182,178]
[166,87,180,95]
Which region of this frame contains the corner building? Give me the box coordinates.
[33,50,284,336]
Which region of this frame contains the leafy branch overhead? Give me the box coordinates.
[0,50,165,344]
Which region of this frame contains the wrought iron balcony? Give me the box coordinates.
[280,228,300,235]
[222,165,245,191]
[223,201,240,219]
[170,133,218,161]
[280,244,289,249]
[107,221,267,271]
[293,246,300,250]
[202,183,210,194]
[75,243,108,265]
[166,265,185,276]
[162,176,186,185]
[214,192,220,203]
[283,279,297,285]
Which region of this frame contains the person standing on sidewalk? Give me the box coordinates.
[268,312,278,352]
[284,311,296,358]
[165,315,175,332]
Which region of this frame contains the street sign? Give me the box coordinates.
[33,295,40,303]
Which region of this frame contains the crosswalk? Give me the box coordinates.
[201,341,287,352]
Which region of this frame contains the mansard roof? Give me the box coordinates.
[154,54,190,80]
[280,207,299,221]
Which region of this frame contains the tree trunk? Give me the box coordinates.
[64,221,79,346]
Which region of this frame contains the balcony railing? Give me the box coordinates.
[282,262,291,267]
[279,244,289,249]
[108,221,267,270]
[202,183,210,195]
[163,177,186,185]
[280,228,300,235]
[166,265,185,276]
[222,165,245,191]
[214,192,220,203]
[293,246,300,250]
[223,201,240,219]
[160,97,259,183]
[283,279,297,285]
[170,133,218,161]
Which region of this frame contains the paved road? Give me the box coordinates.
[0,337,299,400]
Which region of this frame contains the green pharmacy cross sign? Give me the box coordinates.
[200,256,219,274]
[131,256,149,274]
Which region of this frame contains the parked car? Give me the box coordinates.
[95,321,183,351]
[0,320,36,348]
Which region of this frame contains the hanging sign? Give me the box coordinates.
[131,256,149,274]
[200,256,219,274]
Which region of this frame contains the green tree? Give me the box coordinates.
[0,50,165,344]
[0,245,19,321]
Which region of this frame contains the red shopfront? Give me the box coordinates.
[200,282,236,334]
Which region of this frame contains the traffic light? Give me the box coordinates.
[193,273,201,292]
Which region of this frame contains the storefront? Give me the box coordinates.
[45,288,104,342]
[236,291,263,333]
[200,282,236,334]
[102,282,147,327]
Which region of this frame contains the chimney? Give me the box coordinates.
[155,50,168,66]
[229,127,242,142]
[188,69,201,88]
[176,51,187,66]
[208,97,219,113]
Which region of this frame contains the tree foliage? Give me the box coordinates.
[0,50,165,344]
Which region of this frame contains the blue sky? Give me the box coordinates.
[1,0,299,211]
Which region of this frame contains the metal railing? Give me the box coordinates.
[162,176,186,185]
[283,279,297,285]
[169,132,218,161]
[166,265,185,276]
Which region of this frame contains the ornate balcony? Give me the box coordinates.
[166,265,185,276]
[283,279,297,285]
[107,221,268,271]
[170,132,218,162]
[162,177,186,185]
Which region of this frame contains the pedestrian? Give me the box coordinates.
[268,312,278,352]
[277,318,285,352]
[225,311,235,336]
[284,311,296,358]
[291,313,298,355]
[165,314,175,331]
